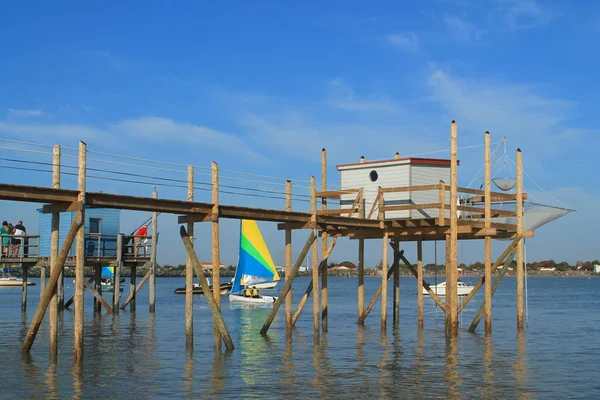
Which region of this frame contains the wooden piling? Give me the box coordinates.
[212,161,221,348]
[358,189,365,322]
[398,251,446,311]
[285,180,293,331]
[21,265,28,311]
[22,216,82,353]
[292,237,337,326]
[114,235,122,311]
[381,230,389,330]
[417,239,424,328]
[186,164,194,347]
[74,141,86,363]
[49,145,61,360]
[121,270,152,310]
[149,190,158,313]
[180,226,234,350]
[51,145,63,314]
[129,266,137,312]
[39,266,46,297]
[94,266,102,312]
[516,148,524,330]
[448,120,459,336]
[484,131,492,334]
[310,176,319,337]
[357,255,397,325]
[260,231,316,335]
[321,148,328,333]
[392,239,400,327]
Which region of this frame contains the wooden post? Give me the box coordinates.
[22,217,82,353]
[469,248,517,332]
[516,148,524,330]
[321,148,329,333]
[310,176,319,337]
[358,188,365,322]
[212,161,221,348]
[381,231,389,331]
[114,234,122,311]
[484,131,492,334]
[149,189,158,313]
[21,265,28,311]
[74,141,86,363]
[129,266,137,312]
[94,266,102,312]
[357,252,402,324]
[438,180,445,226]
[417,239,424,329]
[398,251,446,311]
[120,270,152,310]
[285,180,293,331]
[51,145,64,313]
[292,237,338,326]
[49,144,61,360]
[186,164,194,347]
[392,239,400,327]
[39,266,46,297]
[447,120,458,336]
[260,231,316,335]
[180,226,234,350]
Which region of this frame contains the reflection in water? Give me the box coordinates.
[356,326,366,374]
[413,328,427,394]
[45,362,59,400]
[483,335,497,399]
[282,332,296,397]
[183,346,195,398]
[377,331,391,398]
[209,347,226,397]
[72,361,83,400]
[515,331,531,398]
[445,337,462,399]
[21,353,42,399]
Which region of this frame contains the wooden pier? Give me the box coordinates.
[0,120,535,362]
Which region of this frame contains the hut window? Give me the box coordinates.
[369,170,378,182]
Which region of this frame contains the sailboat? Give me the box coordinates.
[100,266,124,292]
[229,220,279,304]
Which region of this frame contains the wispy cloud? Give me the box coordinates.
[386,32,421,53]
[85,50,127,70]
[110,117,268,163]
[443,13,486,44]
[502,0,555,30]
[322,78,402,113]
[6,108,47,118]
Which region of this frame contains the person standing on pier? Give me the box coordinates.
[0,221,9,257]
[133,224,148,257]
[14,221,27,256]
[11,221,25,257]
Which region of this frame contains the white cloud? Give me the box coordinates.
[386,32,421,53]
[323,78,402,113]
[110,117,267,162]
[502,0,555,30]
[6,108,47,118]
[443,13,486,44]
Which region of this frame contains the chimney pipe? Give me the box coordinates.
[360,156,365,163]
[394,152,400,160]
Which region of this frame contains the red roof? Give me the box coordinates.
[336,157,459,169]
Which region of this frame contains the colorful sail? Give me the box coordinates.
[231,220,280,293]
[101,266,115,276]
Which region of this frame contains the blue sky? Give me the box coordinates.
[1,0,598,267]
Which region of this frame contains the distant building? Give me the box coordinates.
[38,207,120,257]
[198,262,225,271]
[337,154,453,220]
[594,264,600,274]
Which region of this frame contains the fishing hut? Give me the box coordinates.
[0,120,572,364]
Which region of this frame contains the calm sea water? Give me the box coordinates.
[1,275,599,399]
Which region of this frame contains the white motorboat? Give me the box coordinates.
[422,280,474,296]
[0,276,35,287]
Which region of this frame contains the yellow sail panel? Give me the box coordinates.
[241,220,280,281]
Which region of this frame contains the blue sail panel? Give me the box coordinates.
[231,248,276,293]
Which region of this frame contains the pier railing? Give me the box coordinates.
[0,234,40,262]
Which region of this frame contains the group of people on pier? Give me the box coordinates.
[0,220,27,257]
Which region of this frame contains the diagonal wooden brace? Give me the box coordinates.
[398,251,447,312]
[120,270,152,310]
[292,236,338,326]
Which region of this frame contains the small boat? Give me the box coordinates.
[423,280,474,296]
[229,220,279,305]
[174,281,233,295]
[100,267,124,292]
[0,276,36,287]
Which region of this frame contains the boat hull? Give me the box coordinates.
[249,281,278,290]
[229,293,277,304]
[422,281,474,296]
[0,277,36,287]
[174,282,233,295]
